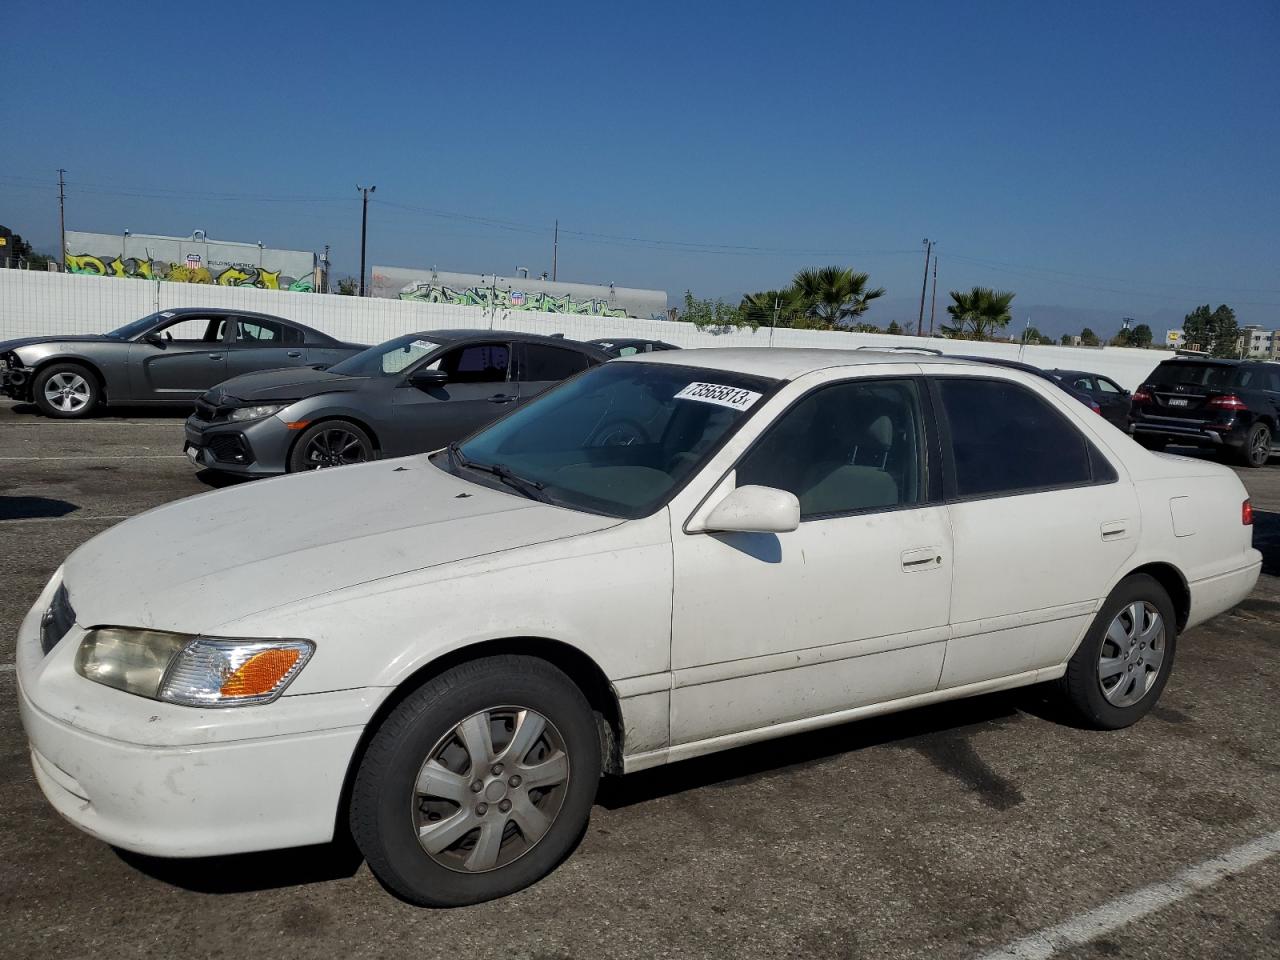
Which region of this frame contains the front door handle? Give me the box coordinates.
[901,546,943,571]
[488,394,517,404]
[286,351,303,358]
[208,354,223,360]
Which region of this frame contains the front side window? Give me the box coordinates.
[452,362,776,517]
[155,316,220,343]
[936,378,1094,497]
[521,344,590,381]
[736,378,924,517]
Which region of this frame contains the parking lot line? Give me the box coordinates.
[0,455,186,461]
[975,828,1280,959]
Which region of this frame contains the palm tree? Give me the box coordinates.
[792,266,885,329]
[942,287,1016,341]
[739,288,803,328]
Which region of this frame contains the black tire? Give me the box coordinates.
[1135,435,1166,451]
[32,362,101,419]
[1236,422,1272,468]
[287,419,374,472]
[350,655,601,907]
[1057,574,1177,729]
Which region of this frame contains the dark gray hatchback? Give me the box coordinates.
[183,330,609,476]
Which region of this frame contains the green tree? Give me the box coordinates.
[738,288,802,328]
[792,266,885,329]
[1080,327,1100,346]
[886,320,903,335]
[1021,325,1052,345]
[679,291,756,330]
[1129,323,1153,348]
[1182,304,1238,357]
[941,287,1016,341]
[336,277,359,296]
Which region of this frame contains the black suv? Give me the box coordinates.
[1129,356,1280,467]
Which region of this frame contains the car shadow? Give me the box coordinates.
[5,402,191,420]
[0,496,79,520]
[195,468,256,490]
[596,688,1034,810]
[114,837,364,894]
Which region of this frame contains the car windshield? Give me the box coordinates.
[107,311,168,339]
[1152,361,1254,389]
[448,362,778,518]
[328,335,441,377]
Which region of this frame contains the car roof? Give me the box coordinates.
[414,328,599,348]
[613,347,1002,380]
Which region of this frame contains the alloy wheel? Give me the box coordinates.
[1251,426,1271,466]
[43,372,91,413]
[1097,601,1165,707]
[301,428,369,469]
[412,706,570,874]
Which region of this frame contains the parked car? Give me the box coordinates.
[18,349,1260,906]
[0,308,364,418]
[183,329,609,475]
[1050,369,1132,428]
[1129,356,1280,466]
[588,337,681,357]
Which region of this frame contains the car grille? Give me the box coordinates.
[40,583,76,655]
[209,433,253,464]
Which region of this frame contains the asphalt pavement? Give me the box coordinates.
[2,400,1277,960]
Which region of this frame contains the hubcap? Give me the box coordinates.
[411,706,570,873]
[1253,428,1270,464]
[1098,601,1166,707]
[302,428,368,469]
[43,373,90,413]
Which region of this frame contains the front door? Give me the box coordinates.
[929,374,1139,688]
[387,341,517,456]
[669,376,952,747]
[128,314,228,400]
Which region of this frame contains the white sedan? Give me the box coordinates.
[17,349,1261,905]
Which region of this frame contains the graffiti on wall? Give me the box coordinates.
[65,253,314,292]
[399,281,627,317]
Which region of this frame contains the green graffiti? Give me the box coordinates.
[399,282,627,317]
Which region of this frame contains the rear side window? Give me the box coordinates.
[936,378,1098,498]
[522,344,590,382]
[434,343,511,383]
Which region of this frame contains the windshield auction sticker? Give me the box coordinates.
[674,381,763,410]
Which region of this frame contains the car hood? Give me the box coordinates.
[61,457,620,633]
[204,366,369,403]
[2,334,110,354]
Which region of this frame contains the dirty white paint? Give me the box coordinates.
[975,828,1280,959]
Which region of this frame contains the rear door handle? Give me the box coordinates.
[1101,520,1128,541]
[208,354,223,360]
[901,546,943,571]
[488,394,516,404]
[286,351,303,358]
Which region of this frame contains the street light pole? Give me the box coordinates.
[357,184,376,296]
[57,168,67,270]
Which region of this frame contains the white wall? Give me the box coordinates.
[0,269,1172,390]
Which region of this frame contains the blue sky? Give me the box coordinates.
[4,0,1278,334]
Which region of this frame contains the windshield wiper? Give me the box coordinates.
[447,442,546,501]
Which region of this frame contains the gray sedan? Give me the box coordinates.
[0,308,364,418]
[183,329,608,475]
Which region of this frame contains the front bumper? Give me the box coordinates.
[184,413,293,476]
[1130,413,1247,448]
[16,576,377,858]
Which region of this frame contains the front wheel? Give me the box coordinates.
[350,656,601,906]
[1237,422,1272,468]
[33,362,100,419]
[1056,574,1177,729]
[287,419,373,471]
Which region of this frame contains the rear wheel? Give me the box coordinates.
[288,420,373,471]
[33,363,100,419]
[1057,574,1177,729]
[1238,422,1271,468]
[350,656,601,906]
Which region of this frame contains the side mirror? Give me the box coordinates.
[143,332,164,347]
[703,485,800,534]
[408,367,449,389]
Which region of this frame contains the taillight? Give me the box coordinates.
[1209,394,1247,410]
[1243,499,1254,525]
[1132,387,1153,404]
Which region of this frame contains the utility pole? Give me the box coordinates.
[552,219,559,282]
[322,244,330,294]
[57,169,67,270]
[356,184,376,296]
[929,253,938,336]
[916,238,932,336]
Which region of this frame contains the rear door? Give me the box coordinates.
[128,314,228,399]
[515,343,594,405]
[225,316,311,379]
[1092,375,1132,428]
[386,341,516,456]
[931,373,1138,688]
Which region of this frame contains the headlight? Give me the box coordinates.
[75,629,314,707]
[227,403,288,422]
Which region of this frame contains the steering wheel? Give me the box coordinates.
[587,418,650,447]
